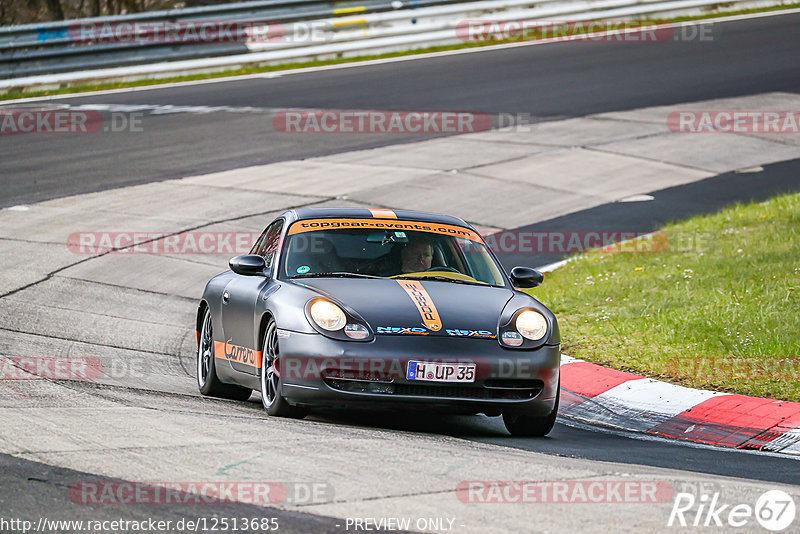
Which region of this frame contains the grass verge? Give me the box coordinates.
[2,3,800,101]
[530,192,800,401]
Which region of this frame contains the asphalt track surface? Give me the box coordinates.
[1,12,800,207]
[0,454,345,533]
[2,402,798,530]
[1,160,798,526]
[307,408,800,485]
[2,10,800,529]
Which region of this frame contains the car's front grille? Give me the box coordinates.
[393,384,492,399]
[324,378,543,400]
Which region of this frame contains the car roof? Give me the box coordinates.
[285,207,472,228]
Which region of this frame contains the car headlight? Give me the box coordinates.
[309,299,347,331]
[515,310,548,340]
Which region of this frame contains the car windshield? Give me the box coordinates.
[282,219,506,287]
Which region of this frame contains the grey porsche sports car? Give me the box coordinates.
[196,207,560,436]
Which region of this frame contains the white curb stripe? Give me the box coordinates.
[559,354,584,365]
[564,376,730,432]
[537,258,572,273]
[771,429,800,455]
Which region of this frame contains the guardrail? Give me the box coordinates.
[0,0,476,79]
[0,0,791,91]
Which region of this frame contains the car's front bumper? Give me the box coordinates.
[275,331,560,416]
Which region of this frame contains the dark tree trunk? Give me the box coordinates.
[122,0,138,13]
[44,0,64,20]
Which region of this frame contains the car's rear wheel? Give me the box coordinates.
[502,382,559,437]
[260,320,308,418]
[197,308,252,401]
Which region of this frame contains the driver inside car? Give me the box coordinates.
[399,237,434,273]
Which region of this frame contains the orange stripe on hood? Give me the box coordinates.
[396,280,442,331]
[369,208,397,219]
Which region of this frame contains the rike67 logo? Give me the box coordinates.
[668,489,796,531]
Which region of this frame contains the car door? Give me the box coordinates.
[221,218,284,376]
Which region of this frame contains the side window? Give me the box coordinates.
[252,219,284,268]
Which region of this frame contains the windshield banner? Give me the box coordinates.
[287,218,484,243]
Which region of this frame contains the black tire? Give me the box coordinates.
[260,320,308,419]
[197,308,252,401]
[502,383,559,437]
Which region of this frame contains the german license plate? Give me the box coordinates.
[406,361,476,383]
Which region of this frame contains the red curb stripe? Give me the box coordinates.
[559,389,588,411]
[559,360,800,452]
[650,420,758,447]
[739,429,791,451]
[560,362,643,409]
[648,395,800,448]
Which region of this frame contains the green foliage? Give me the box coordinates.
[533,192,800,400]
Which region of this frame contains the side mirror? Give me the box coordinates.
[229,255,267,277]
[510,266,544,288]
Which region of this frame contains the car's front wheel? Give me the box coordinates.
[502,383,559,437]
[197,308,252,401]
[260,320,308,419]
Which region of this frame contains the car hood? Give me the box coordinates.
[295,277,515,338]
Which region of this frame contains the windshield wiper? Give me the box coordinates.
[291,272,384,279]
[394,275,487,286]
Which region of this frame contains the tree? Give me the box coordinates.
[45,0,64,20]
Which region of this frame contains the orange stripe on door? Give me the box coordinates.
[369,208,397,219]
[396,280,442,331]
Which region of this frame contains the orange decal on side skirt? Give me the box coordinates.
[214,339,262,368]
[396,280,442,331]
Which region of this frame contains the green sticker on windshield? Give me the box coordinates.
[395,232,406,238]
[296,265,310,274]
